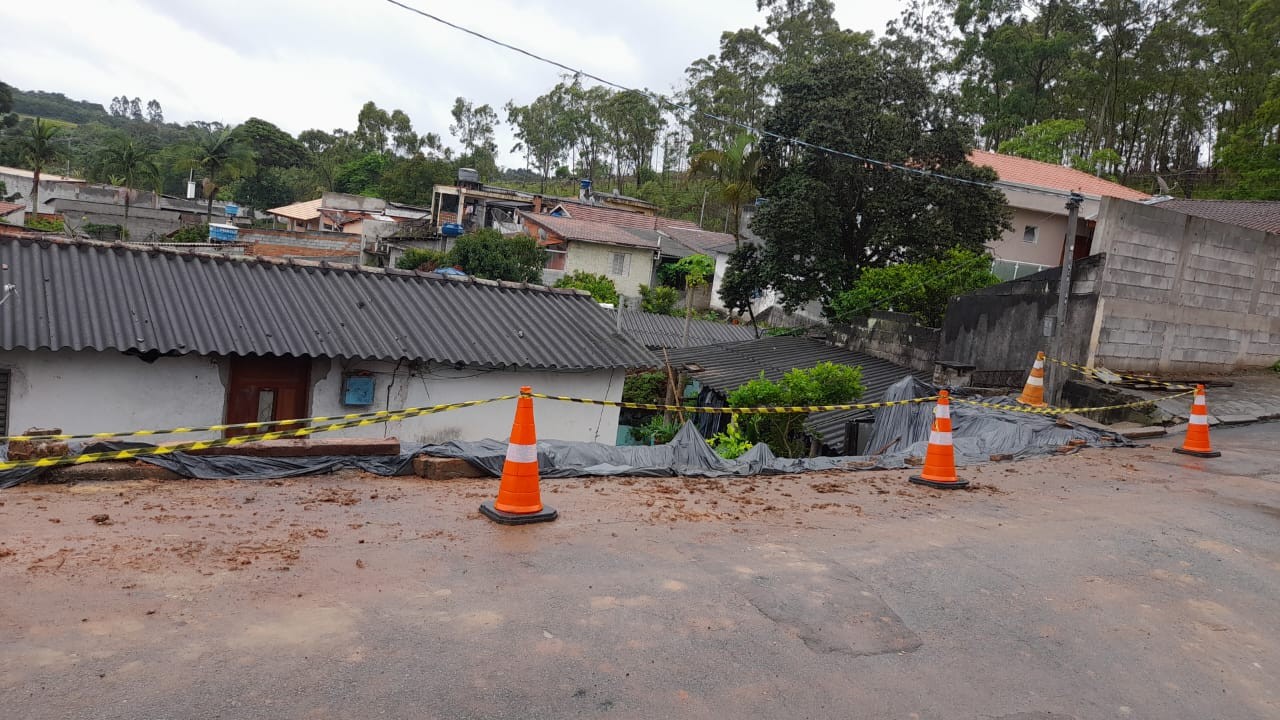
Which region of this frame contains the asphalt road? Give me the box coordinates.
[2,423,1278,719]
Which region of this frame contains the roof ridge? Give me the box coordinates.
[0,235,591,298]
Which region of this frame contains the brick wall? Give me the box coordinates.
[240,228,363,258]
[1091,199,1280,373]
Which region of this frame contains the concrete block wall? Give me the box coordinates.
[1090,199,1280,373]
[829,312,940,374]
[939,257,1101,395]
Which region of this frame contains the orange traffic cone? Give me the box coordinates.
[479,386,558,524]
[910,390,968,490]
[1016,351,1048,407]
[1173,384,1220,459]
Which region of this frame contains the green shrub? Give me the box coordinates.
[727,362,865,456]
[622,371,666,405]
[25,215,64,233]
[554,271,619,305]
[83,222,124,240]
[708,418,754,459]
[829,248,1000,327]
[169,223,209,243]
[639,284,680,315]
[630,415,682,445]
[448,229,546,283]
[396,247,450,271]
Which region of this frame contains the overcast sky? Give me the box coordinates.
[1,0,905,164]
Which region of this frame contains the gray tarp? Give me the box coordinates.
[0,376,1129,487]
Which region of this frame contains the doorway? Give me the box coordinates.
[225,356,312,437]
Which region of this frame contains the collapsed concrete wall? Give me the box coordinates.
[1090,199,1280,373]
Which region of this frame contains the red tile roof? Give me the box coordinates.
[968,150,1151,201]
[550,200,704,233]
[519,212,661,249]
[1149,198,1280,235]
[0,201,24,216]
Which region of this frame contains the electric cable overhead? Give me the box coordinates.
[380,0,1086,200]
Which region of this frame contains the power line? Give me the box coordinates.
[380,0,1083,200]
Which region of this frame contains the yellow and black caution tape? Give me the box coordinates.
[1044,357,1194,391]
[0,396,515,472]
[0,397,517,443]
[953,388,1195,416]
[528,393,938,414]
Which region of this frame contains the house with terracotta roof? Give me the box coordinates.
[967,150,1151,280]
[518,211,662,297]
[0,201,24,226]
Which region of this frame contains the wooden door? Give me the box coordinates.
[225,356,311,437]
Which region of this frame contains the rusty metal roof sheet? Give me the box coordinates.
[0,237,657,370]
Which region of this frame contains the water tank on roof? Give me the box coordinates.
[457,167,479,184]
[441,222,465,237]
[224,203,240,217]
[208,223,239,243]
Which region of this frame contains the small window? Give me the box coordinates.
[610,252,630,276]
[1022,225,1038,244]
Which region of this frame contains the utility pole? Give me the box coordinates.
[1050,191,1084,402]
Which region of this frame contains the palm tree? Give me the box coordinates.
[690,132,763,336]
[176,129,254,223]
[688,132,761,245]
[19,118,68,221]
[101,138,158,237]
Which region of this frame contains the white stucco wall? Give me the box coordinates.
[0,349,624,444]
[1,349,226,438]
[309,359,624,444]
[566,241,656,298]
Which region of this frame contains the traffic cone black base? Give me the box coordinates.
[910,476,970,490]
[1173,447,1221,459]
[480,500,558,525]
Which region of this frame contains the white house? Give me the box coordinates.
[0,237,656,444]
[967,150,1152,280]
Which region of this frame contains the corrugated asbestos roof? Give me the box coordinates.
[665,335,926,453]
[0,237,657,370]
[618,310,757,349]
[1147,198,1280,235]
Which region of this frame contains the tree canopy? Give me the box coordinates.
[744,40,1010,315]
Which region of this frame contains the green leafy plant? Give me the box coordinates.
[24,215,64,232]
[707,418,754,459]
[396,247,450,271]
[727,362,865,457]
[448,229,546,283]
[630,415,682,445]
[169,223,209,243]
[622,371,666,405]
[83,222,124,240]
[554,271,619,305]
[639,284,680,315]
[829,248,1000,327]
